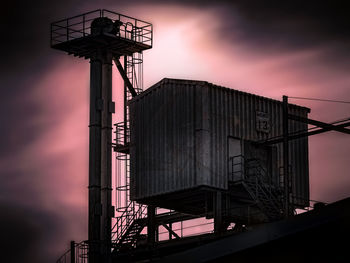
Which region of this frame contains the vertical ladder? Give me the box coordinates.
[113,51,147,250]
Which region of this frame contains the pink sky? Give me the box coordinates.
[2,4,349,260]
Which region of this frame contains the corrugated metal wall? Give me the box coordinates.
[204,82,309,206]
[130,80,198,199]
[130,78,310,207]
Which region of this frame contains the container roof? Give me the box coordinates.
[129,78,310,113]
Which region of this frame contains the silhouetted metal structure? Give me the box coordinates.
[51,9,152,263]
[111,79,349,262]
[128,79,309,229]
[51,9,350,263]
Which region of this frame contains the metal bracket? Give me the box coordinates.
[109,101,115,113]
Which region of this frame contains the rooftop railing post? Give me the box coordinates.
[66,19,69,41]
[83,15,85,37]
[50,24,52,46]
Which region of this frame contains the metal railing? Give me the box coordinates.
[114,121,130,146]
[229,155,284,220]
[125,53,144,100]
[51,9,152,47]
[229,155,281,190]
[56,241,88,263]
[158,218,214,241]
[112,202,147,248]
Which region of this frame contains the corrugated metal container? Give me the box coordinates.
[129,78,310,208]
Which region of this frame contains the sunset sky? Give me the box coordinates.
[1,1,350,262]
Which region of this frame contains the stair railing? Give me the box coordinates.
[56,240,88,263]
[111,201,147,247]
[244,159,283,219]
[229,155,283,220]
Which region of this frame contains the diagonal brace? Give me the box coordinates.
[162,224,180,239]
[260,121,350,145]
[113,57,137,97]
[288,114,350,135]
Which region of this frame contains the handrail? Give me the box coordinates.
[114,204,147,246]
[114,121,130,146]
[56,240,88,263]
[111,201,147,246]
[51,9,152,47]
[51,9,101,24]
[229,155,283,219]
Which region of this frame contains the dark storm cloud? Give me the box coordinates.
[0,202,64,263]
[1,1,64,70]
[1,0,349,261]
[1,3,86,262]
[2,0,349,67]
[221,1,350,54]
[147,0,350,52]
[0,0,77,155]
[0,0,91,162]
[0,74,46,159]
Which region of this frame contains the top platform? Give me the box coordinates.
[51,9,153,59]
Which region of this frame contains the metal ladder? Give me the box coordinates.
[113,51,147,250]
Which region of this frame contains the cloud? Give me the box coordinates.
[0,200,86,263]
[0,58,90,261]
[0,203,51,263]
[1,1,349,260]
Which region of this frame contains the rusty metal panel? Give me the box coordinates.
[130,78,310,207]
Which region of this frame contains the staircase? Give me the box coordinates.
[244,159,283,221]
[117,218,147,248]
[112,202,147,250]
[230,156,284,221]
[243,181,282,220]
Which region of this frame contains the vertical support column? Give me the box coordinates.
[155,225,159,242]
[147,205,156,247]
[169,223,172,240]
[123,56,128,145]
[70,241,75,263]
[101,51,113,261]
[88,54,103,263]
[283,95,290,218]
[214,191,223,234]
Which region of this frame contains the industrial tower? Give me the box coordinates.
[51,9,350,263]
[51,9,152,262]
